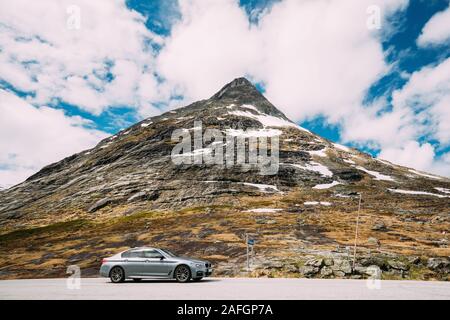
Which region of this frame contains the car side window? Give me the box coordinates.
[122,250,143,258]
[121,251,131,258]
[143,250,163,259]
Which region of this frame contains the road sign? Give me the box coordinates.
[247,239,255,246]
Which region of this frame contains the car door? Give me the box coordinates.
[141,249,169,276]
[121,250,146,277]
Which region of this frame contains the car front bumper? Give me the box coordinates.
[193,268,213,278]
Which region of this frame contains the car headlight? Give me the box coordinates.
[195,263,203,268]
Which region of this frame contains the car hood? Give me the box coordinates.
[175,256,209,264]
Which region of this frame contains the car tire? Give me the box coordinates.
[193,277,203,282]
[174,265,191,283]
[110,266,125,283]
[133,278,142,282]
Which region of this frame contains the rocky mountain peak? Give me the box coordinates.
[213,77,258,99]
[0,78,449,280]
[207,77,290,120]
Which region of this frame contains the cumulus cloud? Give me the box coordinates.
[378,141,435,171]
[0,0,165,117]
[342,56,450,176]
[0,89,108,187]
[157,0,261,101]
[379,142,450,178]
[2,0,449,181]
[157,0,407,122]
[417,3,450,47]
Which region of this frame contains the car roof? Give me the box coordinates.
[128,247,160,251]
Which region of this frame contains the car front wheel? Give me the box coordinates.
[110,266,125,283]
[174,265,191,283]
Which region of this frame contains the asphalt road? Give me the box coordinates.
[0,277,449,300]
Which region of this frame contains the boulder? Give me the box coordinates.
[359,256,388,270]
[127,191,147,202]
[262,261,284,269]
[284,264,298,273]
[320,266,333,277]
[333,270,346,278]
[88,198,111,213]
[372,220,387,231]
[299,266,319,278]
[305,258,324,268]
[407,256,421,265]
[367,237,381,246]
[427,257,450,270]
[323,258,334,266]
[332,259,352,274]
[353,266,368,275]
[387,260,409,271]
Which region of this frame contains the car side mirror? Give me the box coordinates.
[160,256,165,260]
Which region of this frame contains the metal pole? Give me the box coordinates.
[352,193,362,270]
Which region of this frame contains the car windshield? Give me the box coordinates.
[160,249,176,257]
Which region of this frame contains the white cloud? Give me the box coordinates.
[255,0,405,122]
[342,57,450,177]
[157,0,450,177]
[157,0,261,101]
[0,0,165,116]
[2,0,449,180]
[417,4,450,47]
[157,0,407,122]
[379,142,450,178]
[378,141,435,171]
[0,89,108,187]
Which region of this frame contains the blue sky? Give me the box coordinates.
[0,0,450,186]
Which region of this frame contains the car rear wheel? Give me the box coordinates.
[175,265,191,283]
[110,266,125,283]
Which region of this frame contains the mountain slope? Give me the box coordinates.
[0,78,449,280]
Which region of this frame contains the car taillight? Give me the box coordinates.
[102,258,108,264]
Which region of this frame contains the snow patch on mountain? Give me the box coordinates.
[226,128,282,137]
[409,169,442,180]
[284,162,333,177]
[229,107,310,132]
[243,183,280,193]
[388,188,448,198]
[304,201,332,206]
[333,143,351,152]
[245,208,282,213]
[173,148,212,157]
[308,149,328,157]
[435,187,450,194]
[241,104,259,112]
[355,166,395,182]
[313,181,341,189]
[343,159,355,165]
[141,122,152,127]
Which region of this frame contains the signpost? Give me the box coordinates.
[245,234,256,272]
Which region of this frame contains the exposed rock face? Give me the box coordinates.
[0,77,449,280]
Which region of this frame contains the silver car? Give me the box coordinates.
[100,247,213,283]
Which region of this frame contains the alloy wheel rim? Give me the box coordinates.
[111,268,123,281]
[176,266,189,281]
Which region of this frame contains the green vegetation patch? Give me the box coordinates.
[0,219,90,243]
